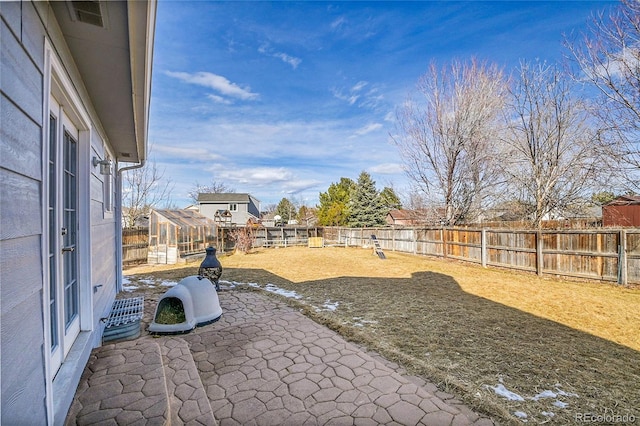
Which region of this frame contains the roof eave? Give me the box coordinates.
[127,0,156,164]
[51,1,156,163]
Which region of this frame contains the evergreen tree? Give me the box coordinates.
[380,186,402,211]
[317,178,355,226]
[296,205,317,225]
[348,171,386,227]
[275,198,296,223]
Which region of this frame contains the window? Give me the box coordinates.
[229,203,238,212]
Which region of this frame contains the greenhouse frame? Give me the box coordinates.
[148,209,217,264]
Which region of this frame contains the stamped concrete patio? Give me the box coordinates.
[65,287,497,425]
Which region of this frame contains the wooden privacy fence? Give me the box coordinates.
[122,227,149,265]
[322,227,640,285]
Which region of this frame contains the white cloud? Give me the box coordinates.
[369,163,404,174]
[259,44,302,69]
[154,145,224,162]
[149,114,408,205]
[219,167,294,185]
[331,16,347,30]
[331,88,359,105]
[207,94,233,105]
[384,111,396,122]
[584,46,640,84]
[165,71,259,101]
[282,179,323,194]
[275,52,302,69]
[353,122,383,136]
[352,81,368,91]
[332,81,384,110]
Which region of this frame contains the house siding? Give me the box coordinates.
[1,2,121,423]
[602,205,640,227]
[1,3,48,421]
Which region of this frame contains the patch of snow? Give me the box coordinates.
[122,277,131,284]
[531,390,557,401]
[555,388,578,398]
[262,283,303,299]
[160,280,177,287]
[139,278,155,285]
[514,411,528,419]
[552,400,568,409]
[542,411,555,417]
[322,300,339,311]
[352,317,378,327]
[486,384,525,401]
[122,285,139,292]
[218,279,240,288]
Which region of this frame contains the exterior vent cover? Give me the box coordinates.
[70,1,104,27]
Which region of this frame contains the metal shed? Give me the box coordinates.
[602,196,640,227]
[148,209,217,264]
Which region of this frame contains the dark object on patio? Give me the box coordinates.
[148,276,222,334]
[103,297,144,342]
[199,246,223,290]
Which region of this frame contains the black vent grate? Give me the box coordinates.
[72,1,104,27]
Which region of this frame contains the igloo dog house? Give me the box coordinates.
[149,275,222,334]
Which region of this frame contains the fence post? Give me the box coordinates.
[481,228,487,268]
[536,231,543,276]
[442,228,447,258]
[392,227,396,252]
[618,229,628,285]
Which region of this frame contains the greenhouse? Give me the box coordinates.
[148,209,217,264]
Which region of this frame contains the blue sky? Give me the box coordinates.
[148,0,614,209]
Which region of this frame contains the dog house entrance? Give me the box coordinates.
[154,297,186,325]
[149,275,222,334]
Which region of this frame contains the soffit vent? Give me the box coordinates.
[69,1,105,28]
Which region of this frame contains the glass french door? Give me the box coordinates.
[48,98,80,376]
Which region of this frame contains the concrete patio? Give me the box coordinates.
[65,287,497,425]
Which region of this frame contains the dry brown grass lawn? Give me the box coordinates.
[125,246,640,424]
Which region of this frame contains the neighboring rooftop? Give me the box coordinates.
[197,193,259,203]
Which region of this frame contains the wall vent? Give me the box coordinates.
[69,1,105,28]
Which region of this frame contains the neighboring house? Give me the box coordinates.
[0,1,156,424]
[602,195,640,227]
[198,193,261,226]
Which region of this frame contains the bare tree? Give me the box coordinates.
[229,226,255,254]
[122,155,174,228]
[188,180,235,204]
[566,0,640,192]
[501,60,601,228]
[392,58,507,224]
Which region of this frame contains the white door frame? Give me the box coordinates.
[42,39,94,425]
